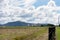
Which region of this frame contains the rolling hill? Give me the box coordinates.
[0,21,33,26]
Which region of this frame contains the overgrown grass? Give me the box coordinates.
[0,26,48,29]
[14,28,48,40]
[56,27,60,40]
[0,27,48,40]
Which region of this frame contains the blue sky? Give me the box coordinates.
[55,0,60,6]
[34,0,60,7]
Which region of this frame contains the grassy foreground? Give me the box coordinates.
[56,27,60,40]
[0,27,48,40]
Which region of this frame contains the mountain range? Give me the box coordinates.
[0,21,33,26]
[0,21,55,26]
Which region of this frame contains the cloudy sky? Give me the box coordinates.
[0,0,60,25]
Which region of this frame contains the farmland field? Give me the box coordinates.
[0,27,48,40]
[56,27,60,40]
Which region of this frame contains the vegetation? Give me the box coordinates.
[56,27,60,40]
[0,27,48,40]
[14,28,47,40]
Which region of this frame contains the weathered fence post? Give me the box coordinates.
[49,25,56,40]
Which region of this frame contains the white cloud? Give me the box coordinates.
[8,0,36,7]
[0,0,60,25]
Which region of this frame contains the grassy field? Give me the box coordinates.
[56,27,60,40]
[0,27,48,40]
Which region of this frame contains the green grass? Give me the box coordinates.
[14,28,47,40]
[56,27,60,40]
[0,26,48,29]
[0,27,48,40]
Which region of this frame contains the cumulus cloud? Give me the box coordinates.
[0,0,60,25]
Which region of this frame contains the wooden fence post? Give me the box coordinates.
[49,26,56,40]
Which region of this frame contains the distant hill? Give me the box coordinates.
[0,25,2,26]
[0,21,33,26]
[0,21,55,26]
